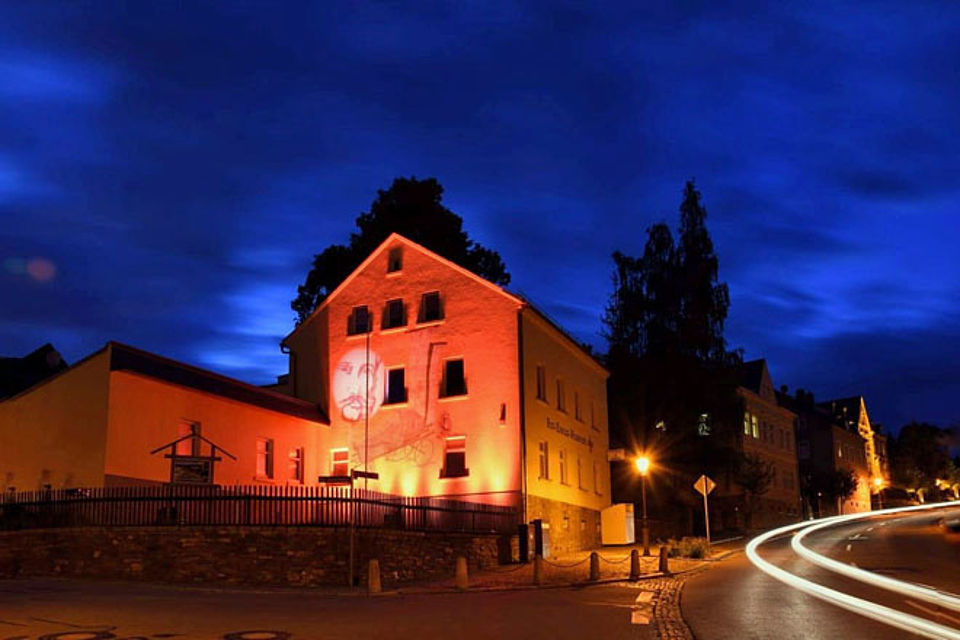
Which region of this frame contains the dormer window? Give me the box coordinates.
[418,291,443,323]
[387,247,403,273]
[347,305,371,335]
[382,299,406,329]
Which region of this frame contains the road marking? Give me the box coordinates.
[866,527,874,532]
[906,600,960,626]
[846,544,852,552]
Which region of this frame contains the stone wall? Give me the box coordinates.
[525,495,601,557]
[0,526,502,588]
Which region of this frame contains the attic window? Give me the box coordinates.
[387,248,403,273]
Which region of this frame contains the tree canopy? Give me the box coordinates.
[889,421,954,493]
[291,177,510,324]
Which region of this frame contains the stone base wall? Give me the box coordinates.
[525,495,601,557]
[0,526,502,588]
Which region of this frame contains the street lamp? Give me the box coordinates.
[635,456,652,556]
[874,477,884,510]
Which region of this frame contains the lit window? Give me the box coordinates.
[559,449,568,485]
[331,448,349,476]
[536,365,547,401]
[574,391,582,421]
[387,247,403,273]
[698,413,711,437]
[556,379,566,412]
[347,306,371,335]
[176,420,201,456]
[751,415,759,439]
[442,359,467,397]
[538,441,549,479]
[256,437,274,479]
[288,447,303,483]
[441,436,468,478]
[383,299,406,329]
[419,291,443,323]
[743,412,751,436]
[385,367,407,404]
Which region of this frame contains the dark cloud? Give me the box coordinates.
[1,2,959,428]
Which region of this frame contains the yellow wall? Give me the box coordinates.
[521,310,610,515]
[105,370,327,486]
[0,349,111,490]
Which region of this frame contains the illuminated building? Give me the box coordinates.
[0,233,610,554]
[819,395,886,506]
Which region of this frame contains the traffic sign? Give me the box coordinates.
[694,474,716,497]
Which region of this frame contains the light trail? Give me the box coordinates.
[745,502,960,640]
[791,502,960,614]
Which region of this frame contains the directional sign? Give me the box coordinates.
[694,474,716,497]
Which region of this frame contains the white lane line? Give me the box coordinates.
[791,501,960,614]
[906,600,960,627]
[846,544,852,552]
[746,504,960,640]
[867,527,875,532]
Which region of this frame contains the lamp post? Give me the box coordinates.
[874,477,884,510]
[635,456,651,556]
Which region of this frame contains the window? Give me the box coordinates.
[574,391,582,421]
[347,305,371,335]
[383,299,406,329]
[743,412,751,436]
[593,461,603,495]
[556,379,566,412]
[590,401,598,431]
[288,447,303,483]
[387,247,403,273]
[559,449,569,485]
[419,291,443,323]
[441,436,468,478]
[698,413,711,437]
[536,365,547,401]
[442,359,467,397]
[385,367,407,404]
[751,414,759,439]
[176,420,201,456]
[577,456,585,489]
[538,441,549,479]
[256,438,274,479]
[331,448,349,476]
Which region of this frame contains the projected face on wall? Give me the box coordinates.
[333,347,384,422]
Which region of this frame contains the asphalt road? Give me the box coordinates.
[683,507,960,640]
[0,578,657,640]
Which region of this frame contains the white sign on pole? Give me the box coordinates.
[693,475,716,543]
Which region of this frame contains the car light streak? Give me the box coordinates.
[791,502,960,614]
[746,503,960,640]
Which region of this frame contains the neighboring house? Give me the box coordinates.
[281,233,611,555]
[0,343,67,399]
[0,233,611,555]
[778,389,872,516]
[716,359,801,529]
[819,396,884,497]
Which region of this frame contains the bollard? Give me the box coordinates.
[455,556,469,590]
[533,555,543,586]
[629,548,641,580]
[589,552,600,581]
[658,545,670,574]
[368,558,381,594]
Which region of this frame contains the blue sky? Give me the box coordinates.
[2,2,958,432]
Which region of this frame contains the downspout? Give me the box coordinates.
[517,307,528,524]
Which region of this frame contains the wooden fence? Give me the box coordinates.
[0,485,519,534]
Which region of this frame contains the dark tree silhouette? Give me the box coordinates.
[291,177,510,324]
[890,421,953,493]
[735,453,775,529]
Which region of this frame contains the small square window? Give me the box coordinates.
[383,299,406,329]
[331,448,349,477]
[442,359,467,397]
[288,447,304,483]
[419,291,443,323]
[535,365,547,401]
[387,247,403,273]
[347,305,371,335]
[385,367,407,404]
[441,436,468,478]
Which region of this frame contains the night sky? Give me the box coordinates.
[2,3,958,433]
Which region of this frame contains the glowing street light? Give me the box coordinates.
[635,455,652,556]
[874,477,884,510]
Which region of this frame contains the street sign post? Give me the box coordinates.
[693,474,716,543]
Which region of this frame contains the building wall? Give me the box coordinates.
[104,370,327,486]
[286,238,524,505]
[830,426,872,514]
[521,310,610,552]
[0,349,111,490]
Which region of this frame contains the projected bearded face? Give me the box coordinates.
[333,347,384,422]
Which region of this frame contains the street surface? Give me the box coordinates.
[683,507,960,640]
[0,578,658,640]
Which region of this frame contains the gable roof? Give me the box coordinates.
[738,359,767,394]
[818,395,868,431]
[284,232,524,343]
[0,342,68,399]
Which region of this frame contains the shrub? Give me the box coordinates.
[664,536,711,559]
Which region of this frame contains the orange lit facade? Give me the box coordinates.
[0,234,611,553]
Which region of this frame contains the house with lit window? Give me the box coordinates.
[281,233,612,555]
[0,233,611,555]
